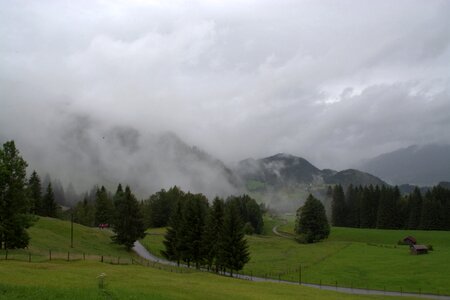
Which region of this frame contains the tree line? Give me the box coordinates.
[331,184,450,230]
[162,195,252,276]
[1,139,262,265]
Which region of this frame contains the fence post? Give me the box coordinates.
[5,250,7,260]
[299,264,302,285]
[49,250,51,261]
[29,253,31,263]
[67,251,70,261]
[335,280,338,290]
[101,255,103,263]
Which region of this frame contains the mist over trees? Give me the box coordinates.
[331,184,450,230]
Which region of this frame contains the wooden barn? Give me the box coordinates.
[410,244,428,255]
[403,236,417,246]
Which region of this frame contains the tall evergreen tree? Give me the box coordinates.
[73,197,95,227]
[420,190,442,230]
[295,194,330,243]
[0,141,34,249]
[162,198,185,265]
[95,186,113,226]
[42,183,58,218]
[201,197,225,271]
[28,170,42,215]
[179,193,208,268]
[111,185,145,250]
[217,200,249,276]
[345,185,360,228]
[331,185,346,226]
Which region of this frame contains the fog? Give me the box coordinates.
[1,0,449,196]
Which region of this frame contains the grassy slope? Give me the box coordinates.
[143,216,450,295]
[275,217,450,294]
[0,217,130,261]
[0,261,418,300]
[0,217,410,300]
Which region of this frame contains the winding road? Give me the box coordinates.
[133,229,450,300]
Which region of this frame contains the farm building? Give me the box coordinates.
[410,244,428,255]
[403,236,417,245]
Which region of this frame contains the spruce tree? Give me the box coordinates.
[95,186,113,226]
[331,185,346,226]
[201,197,225,271]
[218,200,249,276]
[161,198,184,265]
[42,183,58,217]
[111,185,145,250]
[0,141,34,249]
[295,194,330,243]
[28,170,42,215]
[179,193,208,268]
[73,197,95,227]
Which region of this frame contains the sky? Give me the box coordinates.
[1,0,449,193]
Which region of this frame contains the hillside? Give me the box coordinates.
[0,218,409,300]
[359,144,450,186]
[235,153,386,212]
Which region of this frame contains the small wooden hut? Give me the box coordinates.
[410,244,428,255]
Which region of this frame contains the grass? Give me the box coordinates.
[0,260,419,300]
[143,215,450,296]
[0,217,131,262]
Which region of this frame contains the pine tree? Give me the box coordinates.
[73,197,95,227]
[42,183,58,217]
[179,193,208,268]
[28,170,42,215]
[0,141,34,249]
[345,185,360,228]
[95,186,113,226]
[295,194,330,243]
[201,197,225,271]
[420,190,442,230]
[111,185,145,250]
[218,200,249,276]
[331,185,346,226]
[161,198,184,265]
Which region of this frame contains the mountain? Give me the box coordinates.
[235,153,386,212]
[358,144,450,186]
[236,153,386,189]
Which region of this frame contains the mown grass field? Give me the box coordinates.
[0,218,413,300]
[0,217,130,262]
[0,260,419,300]
[143,215,450,296]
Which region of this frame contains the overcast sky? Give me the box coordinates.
[1,0,449,177]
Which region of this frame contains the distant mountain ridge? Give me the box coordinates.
[236,153,386,189]
[358,144,450,186]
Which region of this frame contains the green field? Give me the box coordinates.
[0,217,131,262]
[0,217,413,300]
[143,216,450,296]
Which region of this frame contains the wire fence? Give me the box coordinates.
[0,249,192,274]
[1,249,448,298]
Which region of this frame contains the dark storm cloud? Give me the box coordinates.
[1,0,449,193]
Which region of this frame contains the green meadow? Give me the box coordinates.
[143,216,450,296]
[0,218,417,300]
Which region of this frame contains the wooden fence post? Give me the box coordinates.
[49,250,51,261]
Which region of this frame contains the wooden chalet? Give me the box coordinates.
[403,236,417,245]
[410,244,428,255]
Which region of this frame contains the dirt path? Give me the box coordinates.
[132,241,450,300]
